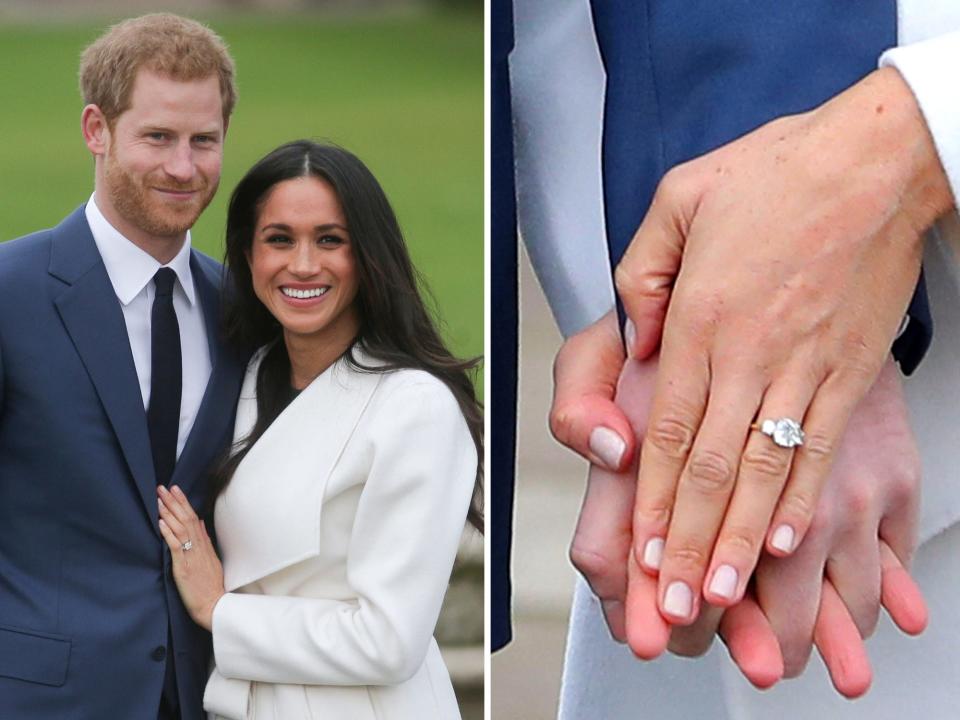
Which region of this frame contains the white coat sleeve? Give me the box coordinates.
[209,377,477,686]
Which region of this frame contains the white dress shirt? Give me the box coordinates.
[86,193,212,458]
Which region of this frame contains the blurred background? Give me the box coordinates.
[0,0,483,716]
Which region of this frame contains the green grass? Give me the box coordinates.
[0,10,483,388]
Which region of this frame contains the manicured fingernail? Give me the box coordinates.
[663,581,693,619]
[643,537,664,570]
[589,427,626,469]
[771,524,795,553]
[709,564,738,600]
[624,320,636,358]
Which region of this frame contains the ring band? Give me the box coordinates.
[751,417,804,448]
[181,540,193,552]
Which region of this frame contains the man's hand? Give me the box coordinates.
[616,68,953,624]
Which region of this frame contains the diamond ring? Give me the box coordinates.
[751,417,804,448]
[181,540,193,552]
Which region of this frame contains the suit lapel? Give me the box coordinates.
[50,207,159,529]
[217,351,383,591]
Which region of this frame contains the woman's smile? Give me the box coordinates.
[248,175,360,348]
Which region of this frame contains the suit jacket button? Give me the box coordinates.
[151,646,167,662]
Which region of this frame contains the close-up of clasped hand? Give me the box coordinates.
[552,54,952,698]
[491,1,960,715]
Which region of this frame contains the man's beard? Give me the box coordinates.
[104,152,218,239]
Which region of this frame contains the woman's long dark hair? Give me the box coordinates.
[211,140,483,530]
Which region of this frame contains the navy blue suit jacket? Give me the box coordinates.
[0,206,246,718]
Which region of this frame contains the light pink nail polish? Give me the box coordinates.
[663,581,693,619]
[643,537,664,570]
[589,427,626,470]
[771,524,795,553]
[709,564,738,600]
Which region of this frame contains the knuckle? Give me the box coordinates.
[646,414,697,459]
[548,405,575,446]
[741,445,790,480]
[780,490,817,525]
[684,449,735,495]
[657,165,693,203]
[613,262,668,305]
[613,263,638,297]
[665,542,709,572]
[837,355,882,388]
[718,525,761,558]
[569,544,620,597]
[893,470,919,503]
[634,499,672,530]
[892,458,921,497]
[800,431,835,464]
[841,482,875,516]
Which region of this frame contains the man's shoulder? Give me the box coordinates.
[189,247,227,289]
[190,246,223,272]
[0,227,56,279]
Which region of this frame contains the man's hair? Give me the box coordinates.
[79,13,237,127]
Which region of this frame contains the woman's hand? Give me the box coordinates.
[617,68,951,623]
[157,485,225,632]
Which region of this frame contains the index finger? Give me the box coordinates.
[159,485,199,523]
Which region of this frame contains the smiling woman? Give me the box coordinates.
[0,9,482,718]
[248,175,361,385]
[154,139,483,719]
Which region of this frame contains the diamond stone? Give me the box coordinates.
[767,418,804,448]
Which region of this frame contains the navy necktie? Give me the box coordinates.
[147,268,181,487]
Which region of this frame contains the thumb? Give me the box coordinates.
[550,312,636,472]
[613,176,689,359]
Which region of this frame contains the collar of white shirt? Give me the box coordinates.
[85,192,197,307]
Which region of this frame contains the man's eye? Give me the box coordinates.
[194,135,214,144]
[148,132,167,141]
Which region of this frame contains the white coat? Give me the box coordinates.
[202,347,476,719]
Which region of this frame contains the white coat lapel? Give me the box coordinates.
[215,347,383,591]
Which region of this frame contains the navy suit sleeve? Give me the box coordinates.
[0,326,5,415]
[491,0,517,652]
[893,271,932,375]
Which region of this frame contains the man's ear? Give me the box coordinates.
[81,104,110,156]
